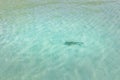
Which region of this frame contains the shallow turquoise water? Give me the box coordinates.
[0,0,120,80]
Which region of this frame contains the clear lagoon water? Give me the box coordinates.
[0,0,120,80]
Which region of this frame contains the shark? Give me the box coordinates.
[64,41,84,46]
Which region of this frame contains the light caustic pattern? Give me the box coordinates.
[0,0,120,80]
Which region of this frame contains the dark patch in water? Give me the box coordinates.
[64,41,84,46]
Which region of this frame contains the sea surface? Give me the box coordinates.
[0,0,120,80]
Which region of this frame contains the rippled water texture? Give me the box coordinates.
[0,0,120,80]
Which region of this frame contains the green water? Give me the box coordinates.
[0,0,120,80]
